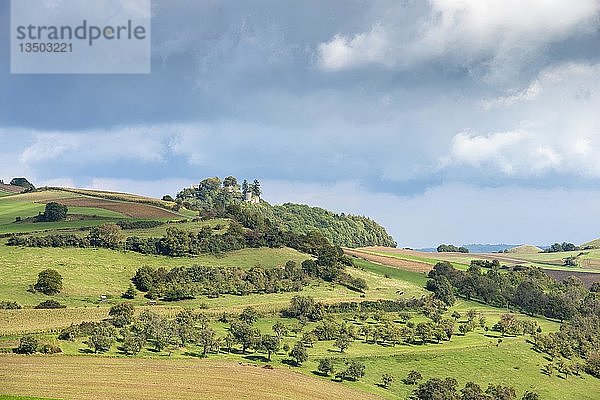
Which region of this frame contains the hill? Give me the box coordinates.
[581,238,600,249]
[507,244,543,254]
[175,176,396,248]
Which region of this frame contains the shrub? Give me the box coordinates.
[14,335,38,354]
[404,370,423,385]
[0,300,22,309]
[39,343,62,354]
[35,299,66,309]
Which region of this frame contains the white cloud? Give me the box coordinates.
[442,61,600,178]
[17,125,184,165]
[318,0,600,73]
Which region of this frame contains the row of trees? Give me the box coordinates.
[437,244,469,253]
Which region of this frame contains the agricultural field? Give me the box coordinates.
[1,187,599,400]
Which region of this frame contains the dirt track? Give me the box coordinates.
[344,248,432,273]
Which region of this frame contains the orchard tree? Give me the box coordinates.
[317,358,335,376]
[381,373,394,389]
[260,335,280,361]
[334,333,353,353]
[87,323,116,353]
[109,303,135,328]
[289,341,308,366]
[34,269,63,295]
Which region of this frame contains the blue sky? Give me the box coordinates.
[2,0,600,247]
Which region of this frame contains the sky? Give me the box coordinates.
[1,0,600,247]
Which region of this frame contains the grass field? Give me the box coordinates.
[0,246,310,308]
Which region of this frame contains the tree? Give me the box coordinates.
[239,307,259,324]
[585,350,600,378]
[162,195,175,202]
[87,323,116,353]
[10,177,35,190]
[197,328,217,356]
[14,335,38,354]
[272,321,288,338]
[381,373,394,389]
[404,370,423,385]
[241,180,249,196]
[174,309,199,347]
[451,311,461,321]
[318,358,335,376]
[109,303,135,327]
[34,269,63,295]
[334,333,353,353]
[251,179,261,197]
[460,382,485,400]
[40,202,68,222]
[122,324,146,355]
[522,392,540,400]
[230,320,259,354]
[514,280,547,316]
[427,276,456,306]
[139,311,173,352]
[88,223,123,249]
[260,335,280,361]
[411,377,458,400]
[289,341,308,365]
[485,384,516,400]
[339,360,365,381]
[122,284,137,299]
[416,322,434,344]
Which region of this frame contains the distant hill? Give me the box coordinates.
[581,238,600,249]
[417,244,517,253]
[507,244,543,254]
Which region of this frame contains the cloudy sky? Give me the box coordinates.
[2,0,600,247]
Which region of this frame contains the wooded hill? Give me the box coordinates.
[175,176,396,248]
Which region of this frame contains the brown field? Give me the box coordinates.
[0,183,25,194]
[344,248,432,273]
[0,355,379,400]
[542,269,600,287]
[39,197,181,219]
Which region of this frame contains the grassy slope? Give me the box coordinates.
[0,246,310,308]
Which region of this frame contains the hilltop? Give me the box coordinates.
[507,244,543,254]
[174,176,396,248]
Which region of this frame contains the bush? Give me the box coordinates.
[0,300,22,309]
[34,268,63,295]
[14,335,38,354]
[35,299,66,309]
[39,343,62,354]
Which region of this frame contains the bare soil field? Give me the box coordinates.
[0,184,25,194]
[542,269,600,288]
[0,355,378,400]
[344,248,432,273]
[39,197,181,219]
